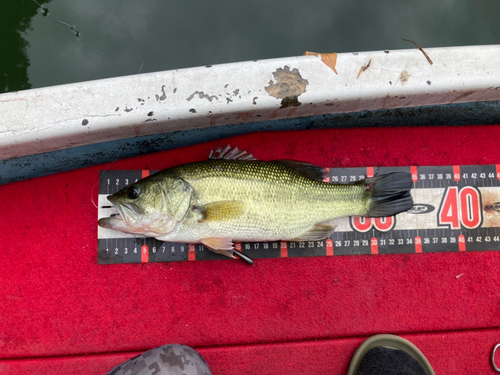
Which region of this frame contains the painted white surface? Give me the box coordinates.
[1,45,500,160]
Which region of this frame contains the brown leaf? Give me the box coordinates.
[356,58,372,79]
[304,51,338,74]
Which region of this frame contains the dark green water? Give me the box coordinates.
[1,0,499,94]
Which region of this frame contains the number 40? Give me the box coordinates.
[438,186,482,229]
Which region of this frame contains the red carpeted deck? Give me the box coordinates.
[2,125,500,374]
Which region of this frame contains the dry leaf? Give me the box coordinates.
[304,51,338,74]
[356,58,372,79]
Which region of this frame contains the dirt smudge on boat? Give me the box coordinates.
[265,66,308,109]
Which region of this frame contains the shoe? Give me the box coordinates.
[106,344,212,375]
[346,334,435,375]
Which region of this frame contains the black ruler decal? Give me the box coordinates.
[97,165,500,264]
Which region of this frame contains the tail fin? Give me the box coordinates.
[365,172,413,217]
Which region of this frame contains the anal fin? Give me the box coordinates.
[291,222,337,242]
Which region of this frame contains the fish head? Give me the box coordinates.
[98,177,193,238]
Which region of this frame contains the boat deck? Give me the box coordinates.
[2,126,500,374]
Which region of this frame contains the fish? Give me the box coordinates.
[98,145,414,264]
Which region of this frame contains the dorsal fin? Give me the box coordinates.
[274,160,328,182]
[209,144,257,161]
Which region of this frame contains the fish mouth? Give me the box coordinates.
[98,196,141,230]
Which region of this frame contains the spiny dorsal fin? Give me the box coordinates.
[274,160,328,182]
[209,144,257,161]
[194,200,245,222]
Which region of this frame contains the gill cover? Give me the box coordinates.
[164,178,193,222]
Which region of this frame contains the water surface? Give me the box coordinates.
[2,0,499,93]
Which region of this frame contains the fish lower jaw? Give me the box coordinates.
[98,216,124,230]
[99,218,162,238]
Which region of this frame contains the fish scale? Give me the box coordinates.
[141,160,374,241]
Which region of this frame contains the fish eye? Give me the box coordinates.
[126,186,140,199]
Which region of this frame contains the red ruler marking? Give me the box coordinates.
[458,235,466,252]
[366,167,374,178]
[234,242,244,261]
[188,244,196,261]
[323,168,330,182]
[453,165,460,181]
[375,217,394,232]
[415,236,422,253]
[142,170,150,178]
[411,166,418,182]
[497,165,500,180]
[141,245,149,263]
[280,241,288,258]
[352,217,372,232]
[371,238,378,254]
[326,239,334,256]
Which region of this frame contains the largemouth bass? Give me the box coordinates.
[98,145,413,263]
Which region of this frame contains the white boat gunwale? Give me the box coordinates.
[1,45,500,184]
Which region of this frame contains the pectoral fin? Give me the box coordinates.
[195,201,245,222]
[201,238,235,259]
[292,222,337,241]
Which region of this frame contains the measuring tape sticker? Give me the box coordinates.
[97,165,500,264]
